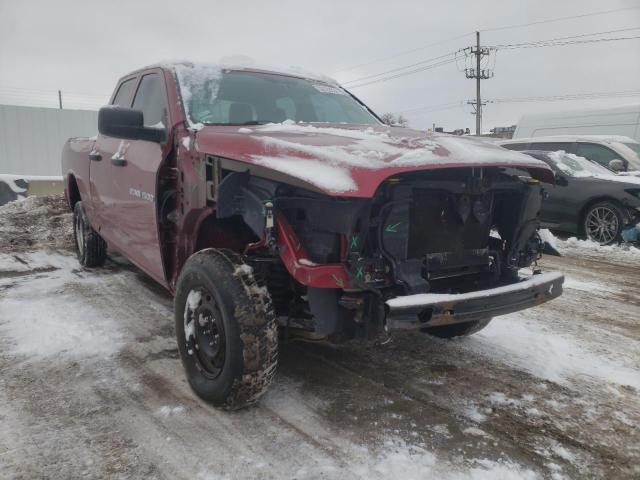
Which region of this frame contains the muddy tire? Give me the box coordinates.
[583,201,624,245]
[73,201,106,267]
[421,318,492,339]
[174,249,278,410]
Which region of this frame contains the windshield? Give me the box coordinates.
[546,151,613,178]
[175,66,380,126]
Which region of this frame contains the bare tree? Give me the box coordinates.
[380,113,408,127]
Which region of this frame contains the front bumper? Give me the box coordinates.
[385,271,564,330]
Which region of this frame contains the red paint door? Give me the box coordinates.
[90,70,170,285]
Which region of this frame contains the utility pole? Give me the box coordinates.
[58,90,63,109]
[463,31,493,135]
[475,31,481,135]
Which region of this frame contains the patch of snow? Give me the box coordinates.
[157,405,186,416]
[470,314,640,389]
[555,236,640,262]
[237,127,252,134]
[562,276,621,294]
[253,155,358,192]
[538,228,557,249]
[184,290,202,341]
[182,136,191,150]
[0,253,122,360]
[464,404,488,423]
[233,264,254,276]
[386,272,562,308]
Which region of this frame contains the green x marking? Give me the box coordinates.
[350,235,359,249]
[356,266,364,279]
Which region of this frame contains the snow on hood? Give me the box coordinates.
[194,122,553,197]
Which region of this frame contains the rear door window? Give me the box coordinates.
[111,78,136,107]
[575,143,621,168]
[132,73,168,127]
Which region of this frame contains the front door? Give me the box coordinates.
[90,70,169,285]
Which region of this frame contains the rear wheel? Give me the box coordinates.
[583,201,624,245]
[421,318,492,339]
[174,249,278,410]
[73,201,106,267]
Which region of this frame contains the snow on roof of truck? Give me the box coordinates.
[500,134,639,145]
[150,60,339,85]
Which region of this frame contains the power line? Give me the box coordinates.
[341,51,457,86]
[494,34,640,50]
[489,90,640,103]
[331,6,639,76]
[399,101,465,114]
[481,6,640,33]
[330,32,473,75]
[346,58,457,89]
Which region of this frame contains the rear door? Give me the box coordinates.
[90,70,170,284]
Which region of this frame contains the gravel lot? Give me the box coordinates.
[1,196,638,479]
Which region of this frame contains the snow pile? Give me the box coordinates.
[556,236,640,263]
[0,194,73,252]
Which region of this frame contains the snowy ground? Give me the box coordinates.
[0,196,639,479]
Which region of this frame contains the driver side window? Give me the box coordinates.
[132,73,168,127]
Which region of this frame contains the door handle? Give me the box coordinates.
[111,157,127,167]
[89,151,101,161]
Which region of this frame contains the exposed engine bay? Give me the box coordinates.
[215,163,561,342]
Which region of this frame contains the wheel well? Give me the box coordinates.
[578,197,623,233]
[67,175,81,210]
[194,214,258,253]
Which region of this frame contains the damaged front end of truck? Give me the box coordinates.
[213,156,564,342]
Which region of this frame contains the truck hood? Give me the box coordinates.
[194,122,554,197]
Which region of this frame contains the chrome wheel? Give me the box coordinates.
[585,206,619,245]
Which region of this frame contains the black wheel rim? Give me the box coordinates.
[75,212,84,256]
[184,288,226,379]
[585,207,619,245]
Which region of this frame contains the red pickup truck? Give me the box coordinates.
[62,62,563,409]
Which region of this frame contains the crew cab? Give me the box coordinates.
[62,62,564,409]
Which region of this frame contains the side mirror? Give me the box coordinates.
[555,173,568,186]
[98,106,166,143]
[608,159,625,172]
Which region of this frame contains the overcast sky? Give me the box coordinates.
[1,0,639,131]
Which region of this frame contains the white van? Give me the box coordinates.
[499,135,640,172]
[513,104,640,142]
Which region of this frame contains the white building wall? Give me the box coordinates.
[0,105,98,176]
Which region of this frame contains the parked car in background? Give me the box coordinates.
[519,150,640,244]
[500,135,640,173]
[513,104,640,142]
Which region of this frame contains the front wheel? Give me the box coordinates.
[174,249,278,410]
[421,318,492,339]
[583,201,624,245]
